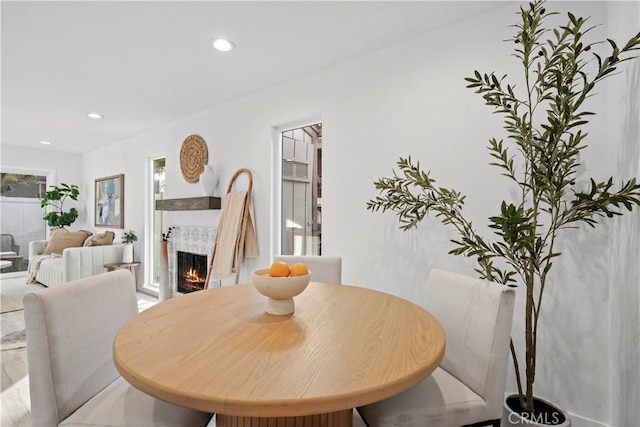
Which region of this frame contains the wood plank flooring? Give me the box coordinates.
[1,306,32,427]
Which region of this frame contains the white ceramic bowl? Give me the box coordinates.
[251,269,310,315]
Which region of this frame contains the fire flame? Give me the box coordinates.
[184,268,205,284]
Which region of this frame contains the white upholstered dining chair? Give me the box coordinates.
[24,269,213,427]
[357,268,515,427]
[274,255,342,284]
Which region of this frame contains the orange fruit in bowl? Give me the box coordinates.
[290,263,309,277]
[269,261,291,277]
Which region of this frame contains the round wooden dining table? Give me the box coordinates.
[114,283,445,427]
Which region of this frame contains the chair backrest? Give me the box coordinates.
[24,269,138,426]
[273,255,342,284]
[1,233,19,253]
[425,268,515,419]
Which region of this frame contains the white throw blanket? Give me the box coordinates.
[26,254,60,284]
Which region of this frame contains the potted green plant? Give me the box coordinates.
[367,1,640,425]
[40,183,80,228]
[122,230,137,263]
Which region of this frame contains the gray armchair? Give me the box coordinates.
[1,234,23,271]
[0,233,19,254]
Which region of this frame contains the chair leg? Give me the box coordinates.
[355,408,371,427]
[462,420,500,427]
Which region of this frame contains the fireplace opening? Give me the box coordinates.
[177,251,208,293]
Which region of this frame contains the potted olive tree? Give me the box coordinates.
[367,1,640,425]
[40,183,80,228]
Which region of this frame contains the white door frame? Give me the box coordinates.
[144,156,165,293]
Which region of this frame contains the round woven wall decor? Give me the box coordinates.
[180,135,208,183]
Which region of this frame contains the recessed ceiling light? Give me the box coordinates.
[87,112,103,119]
[40,141,51,145]
[212,38,235,52]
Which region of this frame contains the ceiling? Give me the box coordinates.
[2,1,506,154]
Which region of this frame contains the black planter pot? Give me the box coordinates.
[502,394,571,426]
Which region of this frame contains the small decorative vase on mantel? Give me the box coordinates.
[122,243,134,263]
[199,164,219,197]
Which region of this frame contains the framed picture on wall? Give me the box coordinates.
[95,174,124,228]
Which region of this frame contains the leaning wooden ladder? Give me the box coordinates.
[205,168,254,287]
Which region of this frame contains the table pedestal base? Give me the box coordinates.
[217,408,353,427]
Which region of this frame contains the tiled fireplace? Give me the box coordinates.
[168,226,218,295]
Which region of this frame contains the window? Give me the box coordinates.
[0,169,53,268]
[278,123,322,256]
[145,157,165,293]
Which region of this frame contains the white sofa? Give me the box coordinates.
[29,240,125,287]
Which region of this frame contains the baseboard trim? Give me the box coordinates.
[566,411,607,427]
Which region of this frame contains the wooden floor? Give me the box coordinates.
[1,309,30,427]
[0,287,159,427]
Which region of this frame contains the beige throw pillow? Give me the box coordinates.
[83,231,115,247]
[43,229,93,255]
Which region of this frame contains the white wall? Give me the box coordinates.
[607,2,640,427]
[79,2,638,425]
